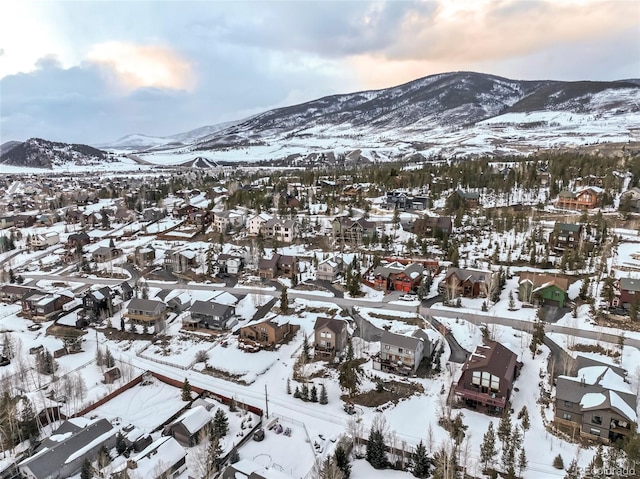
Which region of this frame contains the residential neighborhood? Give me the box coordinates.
[0,152,639,479]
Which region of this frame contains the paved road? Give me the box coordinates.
[20,272,640,351]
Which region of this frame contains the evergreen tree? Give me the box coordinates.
[181,378,192,401]
[412,440,430,478]
[129,321,137,333]
[19,398,39,441]
[564,459,580,479]
[212,409,229,439]
[517,447,528,477]
[104,348,115,368]
[206,436,223,475]
[319,383,328,405]
[366,426,388,469]
[334,444,351,479]
[80,458,93,479]
[497,413,512,445]
[518,405,530,433]
[302,334,311,361]
[338,338,361,398]
[280,286,289,313]
[115,432,127,455]
[480,421,497,471]
[310,384,318,403]
[553,454,565,470]
[301,383,309,401]
[508,290,516,310]
[530,309,545,358]
[293,386,301,399]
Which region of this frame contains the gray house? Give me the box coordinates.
[163,405,212,446]
[186,300,236,330]
[555,359,637,444]
[19,418,117,479]
[373,330,428,376]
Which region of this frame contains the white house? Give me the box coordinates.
[247,213,272,236]
[30,232,60,249]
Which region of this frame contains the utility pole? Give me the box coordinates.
[264,384,269,419]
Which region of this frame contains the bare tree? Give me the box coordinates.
[427,422,435,454]
[347,417,365,457]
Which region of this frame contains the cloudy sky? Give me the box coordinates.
[1,0,638,145]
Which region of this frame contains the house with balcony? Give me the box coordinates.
[111,436,186,479]
[22,291,74,322]
[317,255,342,282]
[91,245,122,263]
[81,286,114,323]
[30,232,60,250]
[260,217,297,243]
[611,277,640,310]
[313,317,349,360]
[453,340,521,414]
[550,222,585,251]
[555,187,603,210]
[555,358,637,444]
[412,215,453,238]
[239,317,300,349]
[373,330,432,376]
[247,213,272,236]
[213,210,245,232]
[439,267,499,300]
[124,298,167,333]
[185,300,236,330]
[332,216,376,247]
[451,189,480,209]
[164,248,199,274]
[373,261,424,293]
[518,272,570,308]
[258,253,298,279]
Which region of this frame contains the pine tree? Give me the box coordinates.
[104,348,115,368]
[518,405,530,434]
[302,334,311,361]
[293,386,301,399]
[181,378,192,401]
[338,339,362,398]
[412,440,429,478]
[96,347,104,367]
[310,384,318,403]
[19,398,39,441]
[564,459,580,479]
[115,432,127,455]
[530,308,545,358]
[497,413,512,445]
[508,290,516,310]
[480,421,497,471]
[517,447,528,477]
[206,436,223,475]
[319,383,328,405]
[212,409,229,439]
[280,286,289,313]
[334,444,351,479]
[553,454,565,470]
[80,458,93,479]
[301,383,309,401]
[366,426,388,469]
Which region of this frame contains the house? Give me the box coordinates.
[30,232,59,250]
[117,281,134,301]
[453,340,521,414]
[619,187,640,213]
[550,222,585,251]
[385,191,429,211]
[82,286,114,323]
[217,253,244,275]
[439,267,499,300]
[134,246,156,267]
[213,210,245,232]
[452,190,480,209]
[517,272,570,308]
[247,213,272,236]
[164,248,198,274]
[222,459,294,479]
[316,255,342,282]
[163,405,212,447]
[258,254,298,279]
[185,300,236,330]
[313,317,349,360]
[412,215,453,238]
[166,291,192,313]
[239,317,300,349]
[22,291,74,322]
[555,360,637,443]
[332,217,376,246]
[260,217,297,243]
[373,330,430,376]
[67,232,91,249]
[555,187,603,210]
[111,436,186,479]
[0,284,40,303]
[103,367,121,384]
[614,277,640,309]
[124,298,167,333]
[18,418,117,479]
[92,245,122,263]
[373,261,424,292]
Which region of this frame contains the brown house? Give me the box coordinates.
[257,253,298,279]
[439,267,499,300]
[555,187,603,210]
[454,340,521,414]
[124,298,167,333]
[22,291,74,322]
[313,317,349,360]
[163,406,212,447]
[238,317,300,349]
[550,223,585,251]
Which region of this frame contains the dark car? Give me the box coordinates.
[0,356,10,367]
[253,429,265,441]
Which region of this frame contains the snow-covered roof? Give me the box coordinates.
[173,405,212,434]
[112,436,186,477]
[610,391,637,422]
[580,392,606,409]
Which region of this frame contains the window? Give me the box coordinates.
[563,401,573,408]
[472,371,481,385]
[384,345,390,350]
[590,428,601,436]
[592,415,602,425]
[398,348,403,354]
[562,413,572,420]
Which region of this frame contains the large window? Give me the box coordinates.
[471,371,500,392]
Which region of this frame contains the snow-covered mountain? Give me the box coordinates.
[0,138,112,169]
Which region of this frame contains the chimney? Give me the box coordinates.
[580,375,585,387]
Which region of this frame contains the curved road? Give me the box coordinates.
[20,272,640,351]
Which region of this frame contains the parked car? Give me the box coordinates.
[253,429,265,441]
[0,356,10,367]
[399,293,418,301]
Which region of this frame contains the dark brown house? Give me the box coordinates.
[453,340,521,414]
[313,317,349,360]
[239,318,299,349]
